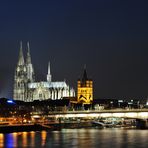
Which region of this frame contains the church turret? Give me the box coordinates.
[47,61,52,82]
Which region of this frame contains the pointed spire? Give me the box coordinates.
[48,61,51,74]
[47,61,52,82]
[18,41,24,65]
[82,64,88,82]
[26,41,32,64]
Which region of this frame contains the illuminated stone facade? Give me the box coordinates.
[13,42,75,102]
[77,68,93,104]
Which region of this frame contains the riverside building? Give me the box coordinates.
[77,67,93,104]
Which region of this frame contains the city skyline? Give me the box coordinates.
[0,0,148,99]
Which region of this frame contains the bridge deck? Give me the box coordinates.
[44,109,148,119]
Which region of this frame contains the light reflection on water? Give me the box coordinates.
[0,129,147,147]
[22,132,27,146]
[0,134,4,147]
[41,131,47,147]
[30,131,35,147]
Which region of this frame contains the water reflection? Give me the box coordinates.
[22,132,27,146]
[41,131,47,147]
[30,131,35,147]
[0,134,4,147]
[0,129,147,147]
[12,132,17,147]
[5,134,14,148]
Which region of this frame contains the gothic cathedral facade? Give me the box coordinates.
[13,42,75,102]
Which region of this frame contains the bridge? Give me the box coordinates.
[46,109,148,119]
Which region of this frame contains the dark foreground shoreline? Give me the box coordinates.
[0,124,53,133]
[0,122,93,133]
[0,122,147,133]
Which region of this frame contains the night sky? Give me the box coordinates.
[0,0,148,99]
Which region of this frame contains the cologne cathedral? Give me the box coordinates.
[13,42,75,102]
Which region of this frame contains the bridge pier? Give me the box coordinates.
[136,119,148,129]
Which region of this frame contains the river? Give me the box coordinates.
[0,128,147,147]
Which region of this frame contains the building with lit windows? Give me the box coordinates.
[13,42,75,102]
[77,67,93,104]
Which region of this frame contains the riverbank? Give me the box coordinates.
[0,122,110,133]
[0,121,147,133]
[0,124,52,133]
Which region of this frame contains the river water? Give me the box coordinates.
[0,128,147,148]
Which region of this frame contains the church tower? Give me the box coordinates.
[13,42,27,101]
[77,66,93,104]
[47,61,52,82]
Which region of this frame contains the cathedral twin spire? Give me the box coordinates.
[17,41,32,66]
[17,41,51,82]
[16,41,35,82]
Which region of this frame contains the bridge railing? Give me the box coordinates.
[47,108,148,114]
